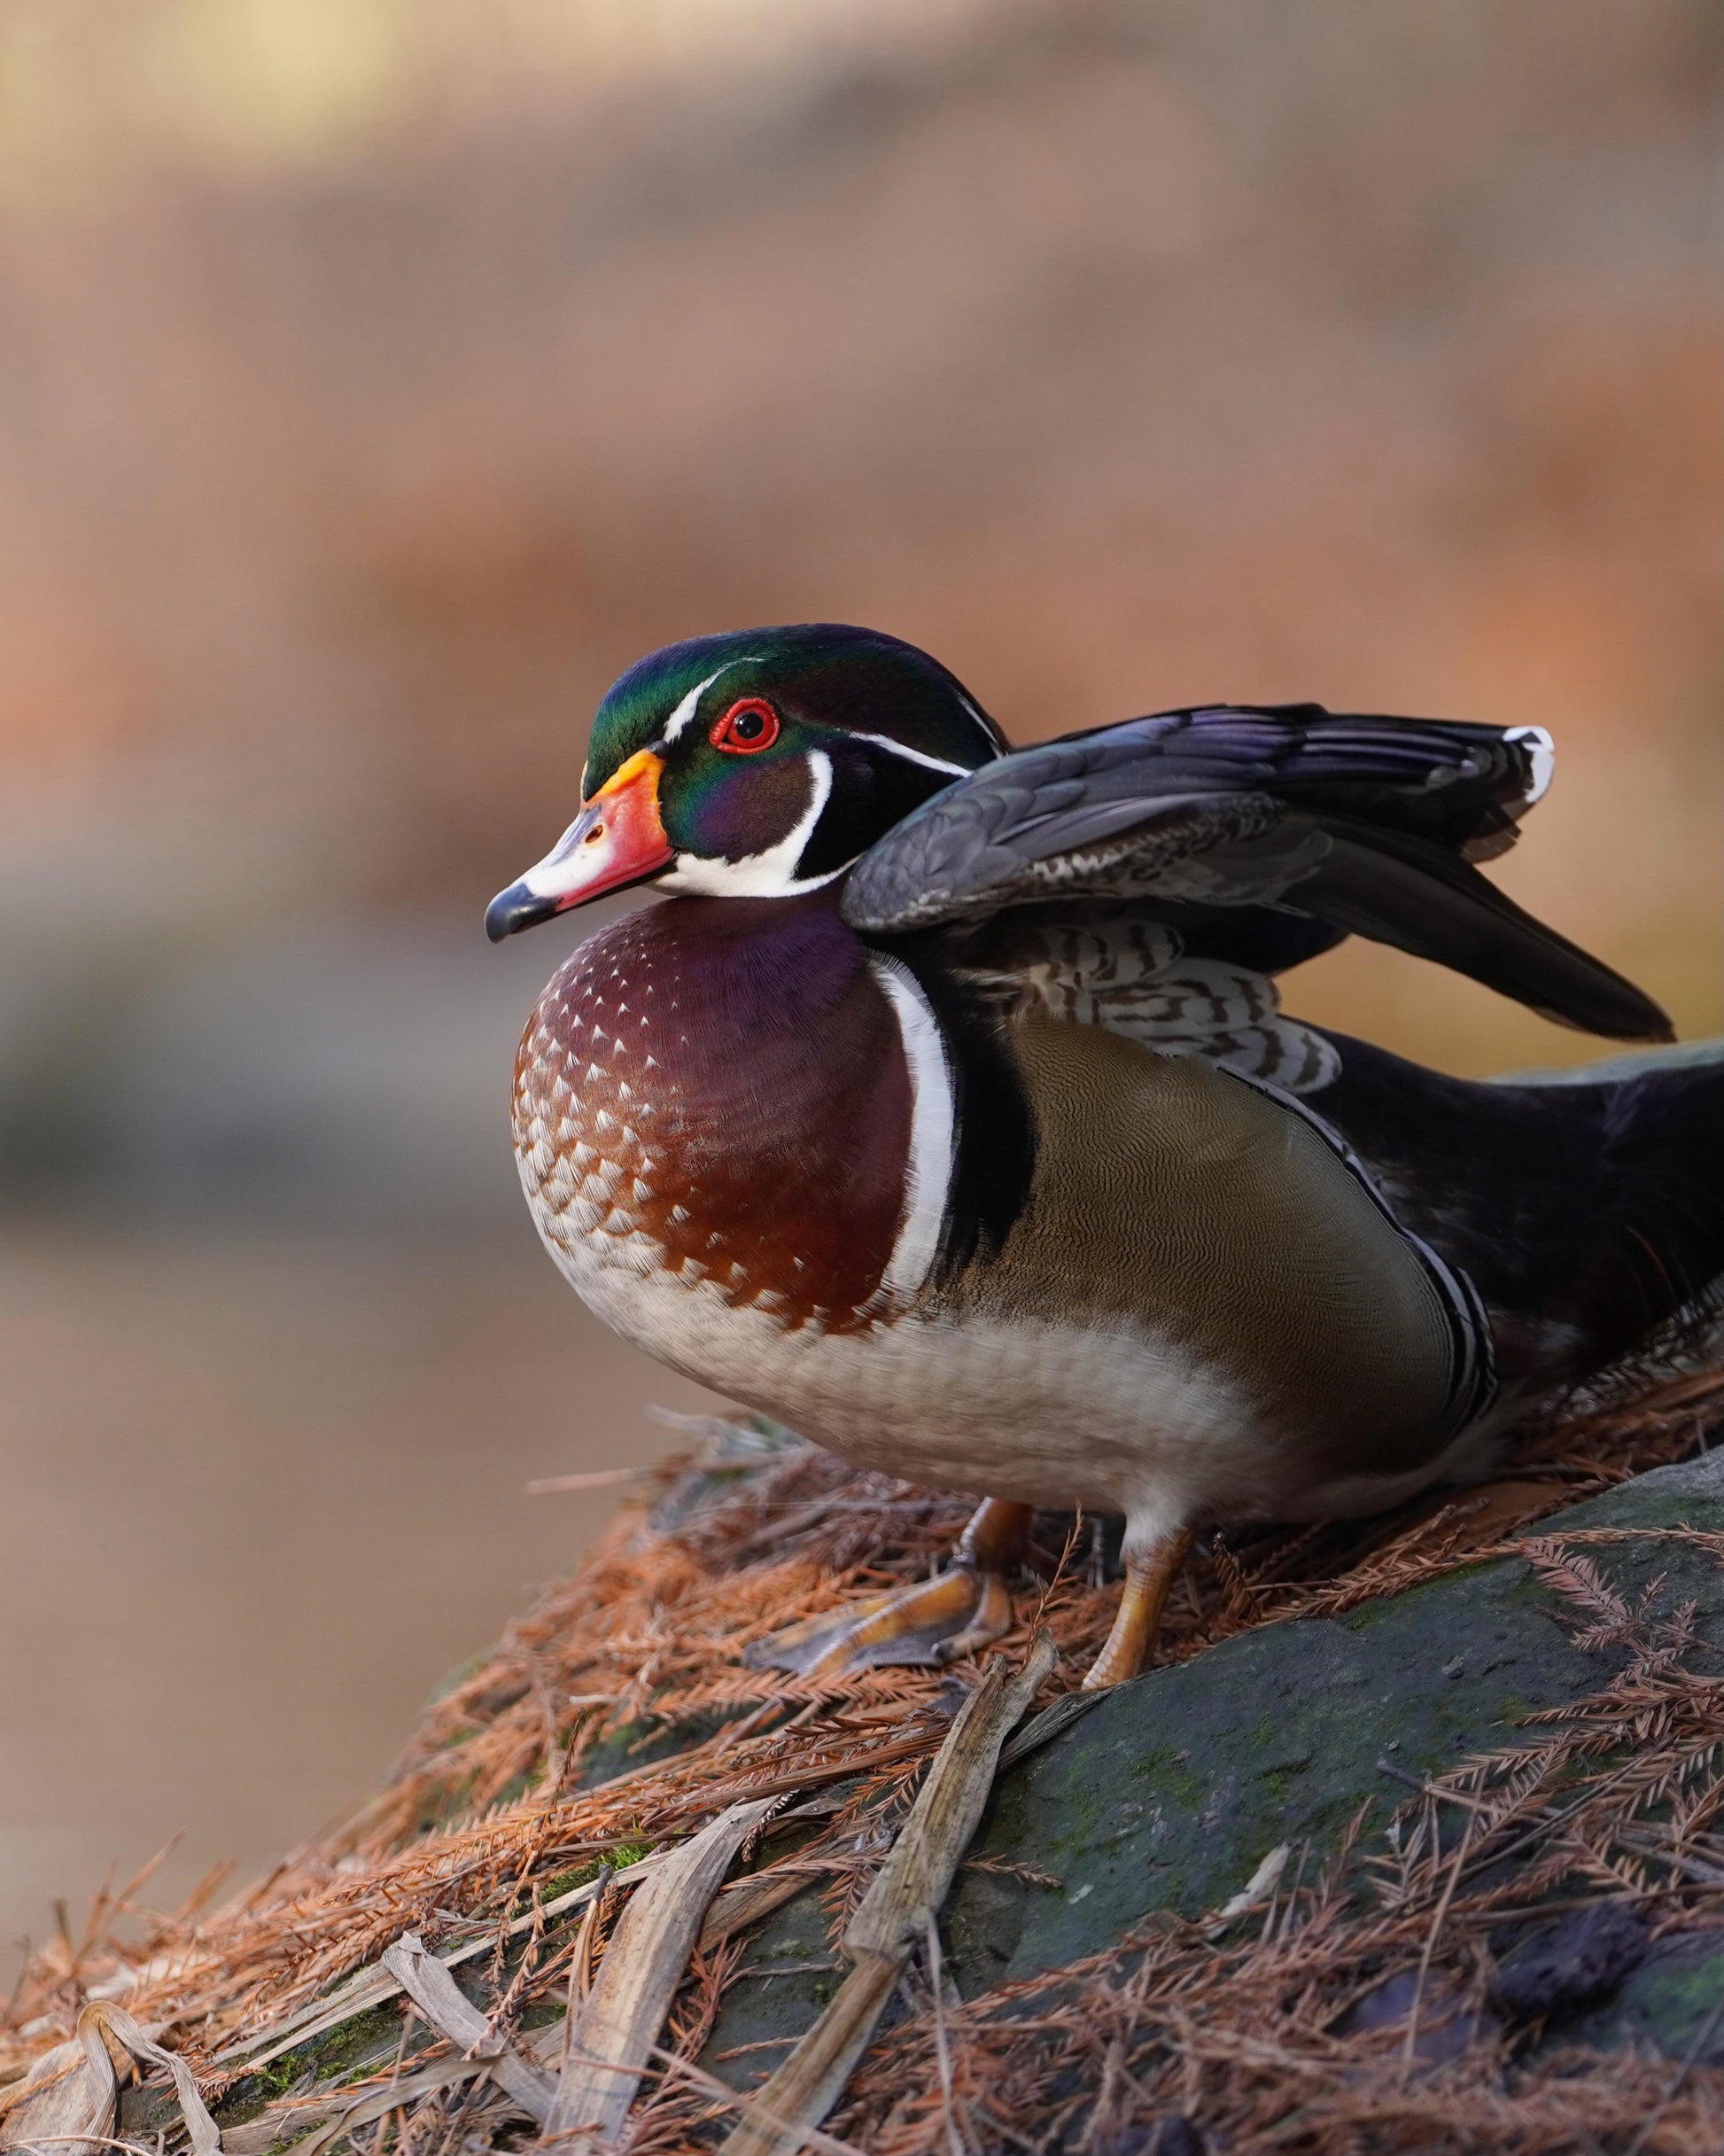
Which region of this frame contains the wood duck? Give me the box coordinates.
[487,624,1723,1690]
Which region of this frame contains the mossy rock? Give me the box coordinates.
[1552,1928,1724,2065]
[701,1448,1724,2089]
[199,2005,408,2131]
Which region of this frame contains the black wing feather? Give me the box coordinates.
[843,704,1671,1043]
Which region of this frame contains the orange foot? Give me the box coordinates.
[745,1498,1031,1678]
[1080,1527,1196,1690]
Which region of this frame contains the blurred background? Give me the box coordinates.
[1,0,1719,1974]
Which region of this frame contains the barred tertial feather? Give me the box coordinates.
[967,919,1341,1094]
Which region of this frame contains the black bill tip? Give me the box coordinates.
[485,881,557,943]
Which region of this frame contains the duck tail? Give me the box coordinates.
[1602,1039,1724,1351]
[1309,1032,1722,1398]
[1514,1038,1724,1371]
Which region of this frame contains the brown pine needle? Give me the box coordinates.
[2,1365,1718,2156]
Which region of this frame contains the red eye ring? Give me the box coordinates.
[709,697,780,754]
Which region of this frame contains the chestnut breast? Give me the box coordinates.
[513,893,915,1332]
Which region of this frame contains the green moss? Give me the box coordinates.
[212,2054,309,2127]
[1553,1934,1724,2065]
[241,2057,300,2103]
[1503,1567,1562,1612]
[1130,1747,1206,1812]
[307,2006,405,2083]
[1036,1780,1102,1859]
[1619,1946,1724,2040]
[1260,1755,1316,1797]
[535,1840,657,1908]
[210,2006,405,2130]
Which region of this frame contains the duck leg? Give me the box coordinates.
[1081,1527,1196,1690]
[746,1498,1032,1677]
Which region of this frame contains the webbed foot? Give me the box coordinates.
[745,1497,1032,1678]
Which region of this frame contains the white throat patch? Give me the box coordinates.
[659,749,847,898]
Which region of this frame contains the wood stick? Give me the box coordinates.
[718,1632,1055,2156]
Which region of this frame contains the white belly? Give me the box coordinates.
[533,1199,1368,1546]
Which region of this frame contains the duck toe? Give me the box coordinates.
[743,1562,1014,1678]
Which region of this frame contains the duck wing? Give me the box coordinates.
[842,704,1670,1042]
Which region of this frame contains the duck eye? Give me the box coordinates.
[709,697,780,754]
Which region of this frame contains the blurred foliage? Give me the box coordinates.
[0,0,1718,1990]
[0,0,1718,1080]
[0,0,976,189]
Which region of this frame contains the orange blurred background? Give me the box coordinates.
[1,0,1719,1973]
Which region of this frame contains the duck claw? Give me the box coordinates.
[744,1562,1014,1678]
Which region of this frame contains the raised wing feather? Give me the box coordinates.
[843,704,1670,1043]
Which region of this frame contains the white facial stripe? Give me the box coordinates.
[868,955,956,1304]
[846,729,974,778]
[659,658,765,744]
[658,748,843,898]
[956,690,1002,751]
[658,667,727,745]
[1504,724,1556,806]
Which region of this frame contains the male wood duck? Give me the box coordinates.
[487,624,1724,1690]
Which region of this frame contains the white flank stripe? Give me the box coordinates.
[869,955,957,1304]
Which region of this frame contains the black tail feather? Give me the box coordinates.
[1316,1034,1723,1391]
[1598,1046,1724,1343]
[1302,818,1673,1042]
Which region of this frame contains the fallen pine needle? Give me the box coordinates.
[527,1467,659,1497]
[719,1631,1057,2156]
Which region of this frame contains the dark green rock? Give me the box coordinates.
[697,1876,855,2090]
[1550,1930,1724,2065]
[700,1447,1724,2085]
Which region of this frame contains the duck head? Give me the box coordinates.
[485,624,1004,939]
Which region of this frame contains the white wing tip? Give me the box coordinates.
[1503,724,1555,806]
